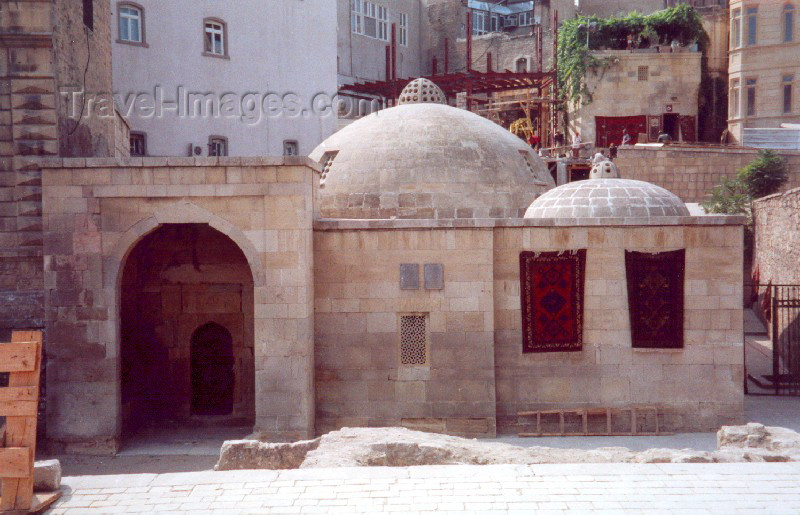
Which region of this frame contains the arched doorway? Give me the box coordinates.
[191,322,234,416]
[120,223,255,438]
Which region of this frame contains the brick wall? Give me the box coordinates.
[752,188,800,287]
[616,146,800,203]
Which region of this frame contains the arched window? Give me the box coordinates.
[118,3,144,44]
[516,57,528,73]
[204,18,228,57]
[785,4,795,43]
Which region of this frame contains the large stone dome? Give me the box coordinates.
[310,102,554,219]
[524,178,690,219]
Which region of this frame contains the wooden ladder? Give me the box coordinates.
[0,331,45,513]
[517,406,670,437]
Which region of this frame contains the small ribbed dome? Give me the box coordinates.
[525,179,690,219]
[398,78,447,105]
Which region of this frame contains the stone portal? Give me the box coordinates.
[120,224,254,436]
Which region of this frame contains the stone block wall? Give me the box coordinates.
[1,0,116,337]
[616,146,800,203]
[752,187,800,286]
[313,226,497,437]
[570,51,702,146]
[40,157,317,453]
[493,223,745,434]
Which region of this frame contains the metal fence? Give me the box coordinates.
[747,284,800,396]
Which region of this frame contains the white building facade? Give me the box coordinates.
[112,0,338,157]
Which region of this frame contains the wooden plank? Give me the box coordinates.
[0,343,39,373]
[0,448,32,478]
[1,331,42,512]
[0,386,39,416]
[30,490,64,514]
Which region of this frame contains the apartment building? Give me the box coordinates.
[112,0,338,157]
[728,0,800,143]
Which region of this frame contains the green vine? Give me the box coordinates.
[557,4,710,109]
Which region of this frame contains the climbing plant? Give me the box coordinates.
[557,4,709,109]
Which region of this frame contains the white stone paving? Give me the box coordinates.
[50,463,800,514]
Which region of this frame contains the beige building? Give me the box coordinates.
[569,50,703,147]
[728,0,800,144]
[17,80,744,453]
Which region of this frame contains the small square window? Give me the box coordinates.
[130,132,146,156]
[283,140,299,156]
[399,314,429,366]
[209,136,228,157]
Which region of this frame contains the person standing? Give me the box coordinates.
[621,128,632,146]
[608,143,618,161]
[571,132,583,158]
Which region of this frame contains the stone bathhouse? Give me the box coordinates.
[10,80,745,453]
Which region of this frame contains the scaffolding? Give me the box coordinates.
[338,9,561,147]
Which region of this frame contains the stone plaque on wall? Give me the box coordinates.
[424,263,444,290]
[399,264,420,290]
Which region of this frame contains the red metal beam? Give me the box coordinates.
[466,10,473,72]
[444,38,450,74]
[385,45,391,81]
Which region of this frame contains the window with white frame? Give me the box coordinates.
[352,0,363,34]
[730,78,740,118]
[118,4,143,43]
[731,8,741,48]
[519,12,533,26]
[746,7,757,46]
[472,10,488,35]
[204,20,226,56]
[784,75,794,114]
[399,12,408,46]
[377,5,389,41]
[363,2,377,38]
[746,78,757,117]
[490,14,500,32]
[785,4,795,43]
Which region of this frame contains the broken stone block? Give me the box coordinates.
[34,459,61,492]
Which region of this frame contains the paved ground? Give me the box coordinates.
[51,463,800,513]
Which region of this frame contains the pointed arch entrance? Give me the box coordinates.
[119,223,255,437]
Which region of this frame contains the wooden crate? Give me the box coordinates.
[1,331,43,513]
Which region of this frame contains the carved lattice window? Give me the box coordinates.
[399,315,428,366]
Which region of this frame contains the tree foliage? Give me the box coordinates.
[557,4,709,108]
[702,150,789,215]
[737,149,789,199]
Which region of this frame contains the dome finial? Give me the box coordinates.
[590,160,620,179]
[398,78,446,105]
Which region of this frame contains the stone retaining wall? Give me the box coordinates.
[752,187,800,287]
[616,146,800,203]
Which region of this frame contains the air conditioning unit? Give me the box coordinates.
[187,143,203,157]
